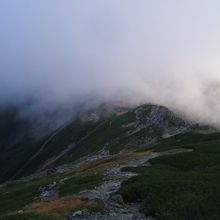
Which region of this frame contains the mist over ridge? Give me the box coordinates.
[1,1,220,128]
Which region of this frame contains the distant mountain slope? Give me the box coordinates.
[0,107,38,182]
[0,104,197,183]
[57,104,195,165]
[0,107,30,149]
[0,103,126,182]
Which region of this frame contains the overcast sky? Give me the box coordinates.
[1,1,220,126]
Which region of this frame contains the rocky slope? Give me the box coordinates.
[0,104,196,183]
[0,145,194,220]
[0,103,218,220]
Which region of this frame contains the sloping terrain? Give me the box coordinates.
[1,104,220,219]
[0,148,187,220]
[0,104,194,183]
[119,132,220,220]
[58,104,193,165]
[0,103,123,182]
[0,107,40,182]
[1,132,220,220]
[32,104,194,170]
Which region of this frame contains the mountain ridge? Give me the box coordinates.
[0,103,199,183]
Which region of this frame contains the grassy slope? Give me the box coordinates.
[119,132,220,220]
[57,111,136,165]
[0,172,104,219]
[59,174,104,197]
[0,174,61,216]
[58,105,185,165]
[151,132,220,152]
[19,118,102,177]
[1,104,191,182]
[0,213,55,220]
[0,107,44,183]
[0,138,45,183]
[0,110,135,182]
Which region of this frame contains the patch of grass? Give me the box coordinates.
[25,195,105,217]
[21,118,101,176]
[0,173,101,218]
[75,151,150,175]
[87,201,105,212]
[59,107,167,164]
[59,174,104,197]
[0,213,56,220]
[120,165,220,220]
[58,111,136,164]
[150,139,220,171]
[152,132,220,152]
[121,165,151,173]
[119,134,220,220]
[0,174,62,216]
[25,196,83,217]
[0,137,45,183]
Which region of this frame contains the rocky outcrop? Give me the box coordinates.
[34,181,58,201]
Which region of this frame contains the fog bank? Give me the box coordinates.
[1,1,220,127]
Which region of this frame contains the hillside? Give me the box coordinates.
[119,132,220,219]
[0,107,39,182]
[0,104,195,183]
[1,104,220,219]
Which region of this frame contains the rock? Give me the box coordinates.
[72,210,83,217]
[67,139,175,220]
[39,181,57,191]
[45,168,56,175]
[40,190,56,198]
[17,210,23,214]
[108,194,124,205]
[146,217,155,220]
[35,181,58,201]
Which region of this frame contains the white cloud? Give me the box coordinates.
[1,1,220,126]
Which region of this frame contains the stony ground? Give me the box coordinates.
[16,148,192,220]
[67,148,192,220]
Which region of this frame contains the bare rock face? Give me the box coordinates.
[121,104,195,150]
[134,104,193,135]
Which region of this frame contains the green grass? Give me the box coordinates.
[152,132,220,152]
[59,174,104,197]
[120,166,220,220]
[0,137,44,183]
[119,133,220,220]
[0,174,62,216]
[0,213,57,220]
[20,118,101,176]
[59,106,182,164]
[58,111,136,164]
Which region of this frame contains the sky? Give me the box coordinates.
[1,0,220,126]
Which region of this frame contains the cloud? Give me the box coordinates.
[1,0,220,127]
